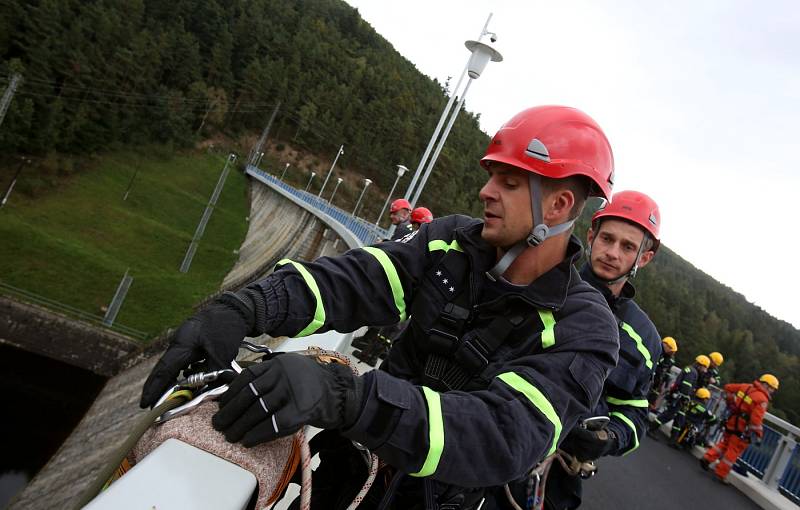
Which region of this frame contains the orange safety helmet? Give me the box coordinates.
[481,105,615,200]
[411,207,433,225]
[390,198,412,213]
[592,190,661,252]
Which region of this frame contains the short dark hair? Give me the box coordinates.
[540,175,591,221]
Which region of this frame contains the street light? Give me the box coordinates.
[351,178,372,216]
[318,144,344,198]
[329,177,344,205]
[409,38,502,207]
[304,172,316,192]
[256,151,265,168]
[405,13,502,206]
[375,165,408,226]
[279,163,290,181]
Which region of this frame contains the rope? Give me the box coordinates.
[72,392,191,510]
[299,426,313,510]
[346,453,380,510]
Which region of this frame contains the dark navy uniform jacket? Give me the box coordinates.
[391,219,414,240]
[580,266,661,456]
[247,215,619,489]
[673,365,701,398]
[698,366,721,388]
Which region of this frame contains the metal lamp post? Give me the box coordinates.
[256,152,265,168]
[279,163,290,181]
[375,165,408,226]
[405,13,502,205]
[409,39,502,207]
[304,172,316,192]
[352,178,372,216]
[329,177,344,205]
[318,144,344,198]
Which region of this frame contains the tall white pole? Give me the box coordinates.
[376,168,406,225]
[352,179,372,216]
[404,13,493,201]
[329,177,344,204]
[304,172,316,192]
[318,145,344,197]
[279,163,290,181]
[410,80,473,207]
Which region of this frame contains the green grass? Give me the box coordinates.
[0,148,250,340]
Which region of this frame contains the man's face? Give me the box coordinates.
[479,163,532,247]
[587,219,653,281]
[697,364,708,373]
[390,209,410,224]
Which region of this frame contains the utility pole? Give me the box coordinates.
[1,157,30,209]
[248,102,281,167]
[0,73,22,128]
[179,154,236,273]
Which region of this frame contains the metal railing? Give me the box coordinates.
[246,165,387,246]
[0,281,149,340]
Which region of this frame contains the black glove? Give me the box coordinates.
[212,353,365,447]
[560,426,618,462]
[140,292,255,408]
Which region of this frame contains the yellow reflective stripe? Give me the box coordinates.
[427,239,463,253]
[362,247,407,321]
[497,372,562,456]
[610,411,639,456]
[606,396,649,408]
[410,386,444,477]
[537,310,556,348]
[744,396,752,404]
[276,259,325,336]
[619,322,653,369]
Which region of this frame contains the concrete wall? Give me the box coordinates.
[8,179,349,510]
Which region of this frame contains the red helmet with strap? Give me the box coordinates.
[481,105,614,199]
[411,207,433,224]
[481,106,614,280]
[390,198,411,213]
[592,190,661,252]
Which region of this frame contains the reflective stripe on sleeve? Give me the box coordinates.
[610,411,639,455]
[620,322,653,369]
[410,386,445,477]
[428,239,463,253]
[537,310,556,348]
[275,259,325,336]
[606,396,649,408]
[362,247,407,321]
[497,372,562,456]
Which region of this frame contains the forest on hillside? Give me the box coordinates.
[1,0,798,422]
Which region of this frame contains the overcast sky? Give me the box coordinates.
[344,0,800,328]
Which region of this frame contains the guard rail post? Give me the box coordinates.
[764,435,797,489]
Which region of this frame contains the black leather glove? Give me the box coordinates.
[140,292,255,408]
[212,353,365,447]
[561,426,618,461]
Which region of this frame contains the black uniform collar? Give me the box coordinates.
[579,264,635,313]
[455,222,584,311]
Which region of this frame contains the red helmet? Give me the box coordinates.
[411,207,433,224]
[592,190,661,250]
[481,105,614,199]
[390,198,411,213]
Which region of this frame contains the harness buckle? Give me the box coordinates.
[428,328,460,354]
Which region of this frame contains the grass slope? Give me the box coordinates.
[0,148,250,339]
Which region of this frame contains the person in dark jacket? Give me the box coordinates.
[140,106,620,510]
[699,351,724,388]
[670,387,716,448]
[649,355,709,438]
[648,336,678,409]
[389,198,414,240]
[530,191,663,510]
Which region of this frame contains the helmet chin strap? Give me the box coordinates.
[486,174,575,281]
[586,227,650,285]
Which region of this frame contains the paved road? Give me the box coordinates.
[582,435,761,509]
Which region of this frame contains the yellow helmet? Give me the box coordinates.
[709,352,724,366]
[759,374,779,390]
[662,336,678,353]
[695,387,711,400]
[695,354,711,368]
